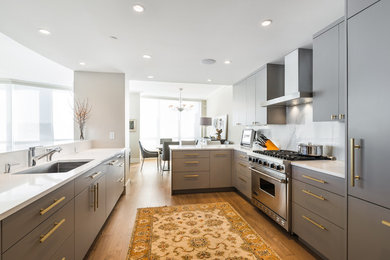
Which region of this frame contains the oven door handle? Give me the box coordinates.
[250,167,286,183]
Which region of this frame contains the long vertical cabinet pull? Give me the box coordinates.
[93,185,97,212]
[350,138,361,187]
[96,182,99,209]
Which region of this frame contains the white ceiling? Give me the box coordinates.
[0,0,344,85]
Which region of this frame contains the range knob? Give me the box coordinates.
[253,158,258,163]
[249,157,253,162]
[263,161,269,166]
[257,159,262,165]
[270,163,275,169]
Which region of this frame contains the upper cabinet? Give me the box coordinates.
[232,64,286,126]
[313,19,345,122]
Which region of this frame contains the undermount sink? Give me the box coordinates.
[14,160,92,174]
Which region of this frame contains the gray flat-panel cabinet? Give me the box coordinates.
[75,175,106,260]
[210,151,232,188]
[106,157,124,217]
[348,196,390,260]
[348,0,390,208]
[313,21,345,122]
[347,0,379,18]
[232,81,246,126]
[245,75,256,125]
[255,68,267,125]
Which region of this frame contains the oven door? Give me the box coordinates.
[251,167,287,219]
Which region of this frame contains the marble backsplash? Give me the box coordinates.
[250,103,345,161]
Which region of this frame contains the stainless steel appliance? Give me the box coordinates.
[249,150,329,231]
[240,129,255,147]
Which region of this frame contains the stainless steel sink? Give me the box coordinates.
[14,160,92,174]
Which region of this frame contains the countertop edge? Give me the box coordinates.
[291,161,345,179]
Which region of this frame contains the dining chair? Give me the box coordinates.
[161,141,179,173]
[138,141,159,171]
[160,138,172,144]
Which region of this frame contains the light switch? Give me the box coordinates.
[109,131,115,140]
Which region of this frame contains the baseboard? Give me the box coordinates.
[172,187,235,195]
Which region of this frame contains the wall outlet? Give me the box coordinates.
[109,131,115,140]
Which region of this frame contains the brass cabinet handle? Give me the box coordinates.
[92,185,97,212]
[40,196,66,215]
[382,220,390,227]
[184,174,199,178]
[215,153,227,156]
[239,162,247,168]
[302,189,325,201]
[118,162,124,167]
[338,114,345,120]
[302,175,326,184]
[184,153,199,156]
[61,257,66,260]
[350,138,361,187]
[40,218,66,243]
[331,114,338,120]
[184,161,199,164]
[90,171,102,179]
[96,182,99,209]
[239,177,247,183]
[239,155,246,159]
[302,215,326,230]
[118,177,124,183]
[117,154,124,158]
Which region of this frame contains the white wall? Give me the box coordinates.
[129,92,140,163]
[206,86,243,143]
[0,33,73,86]
[74,71,127,148]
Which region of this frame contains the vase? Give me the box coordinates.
[79,124,85,140]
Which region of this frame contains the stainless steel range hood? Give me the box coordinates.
[262,49,313,107]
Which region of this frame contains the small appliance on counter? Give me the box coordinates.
[240,129,255,148]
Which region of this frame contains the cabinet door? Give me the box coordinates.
[75,175,106,260]
[348,0,390,208]
[233,82,246,126]
[313,24,339,122]
[210,151,232,188]
[106,164,124,217]
[255,68,267,125]
[347,0,379,18]
[338,21,346,118]
[245,75,256,125]
[348,196,390,260]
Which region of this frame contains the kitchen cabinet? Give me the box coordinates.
[75,174,106,260]
[233,64,285,126]
[348,196,390,259]
[210,150,232,188]
[106,154,125,217]
[347,0,390,209]
[347,0,379,18]
[232,151,251,199]
[313,19,345,122]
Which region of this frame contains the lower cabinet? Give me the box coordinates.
[51,233,75,260]
[232,151,251,199]
[106,155,125,217]
[348,196,390,260]
[75,174,106,260]
[210,151,232,188]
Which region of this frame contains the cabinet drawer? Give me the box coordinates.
[292,203,345,260]
[234,150,249,162]
[235,161,251,179]
[292,166,344,196]
[75,164,106,195]
[236,174,251,199]
[172,158,209,172]
[292,179,345,228]
[3,199,75,260]
[51,233,74,260]
[348,196,390,260]
[2,180,74,252]
[172,150,209,159]
[172,171,210,190]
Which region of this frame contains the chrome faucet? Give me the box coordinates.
[28,146,62,167]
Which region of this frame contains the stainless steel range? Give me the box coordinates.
[248,150,329,232]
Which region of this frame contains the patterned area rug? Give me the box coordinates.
[127,202,280,259]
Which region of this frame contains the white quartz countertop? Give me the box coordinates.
[291,160,345,178]
[170,144,251,153]
[0,148,125,221]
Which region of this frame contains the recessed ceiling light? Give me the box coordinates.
[202,58,216,65]
[207,79,212,82]
[143,54,152,59]
[110,35,118,40]
[147,75,154,79]
[261,19,272,27]
[79,62,86,66]
[224,60,232,64]
[38,29,51,35]
[133,4,144,13]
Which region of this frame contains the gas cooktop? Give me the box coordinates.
[253,150,330,161]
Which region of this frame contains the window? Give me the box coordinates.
[0,81,74,152]
[140,97,202,149]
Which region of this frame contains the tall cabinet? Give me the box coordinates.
[313,19,345,122]
[347,0,390,258]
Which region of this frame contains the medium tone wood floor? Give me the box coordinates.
[86,159,316,260]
